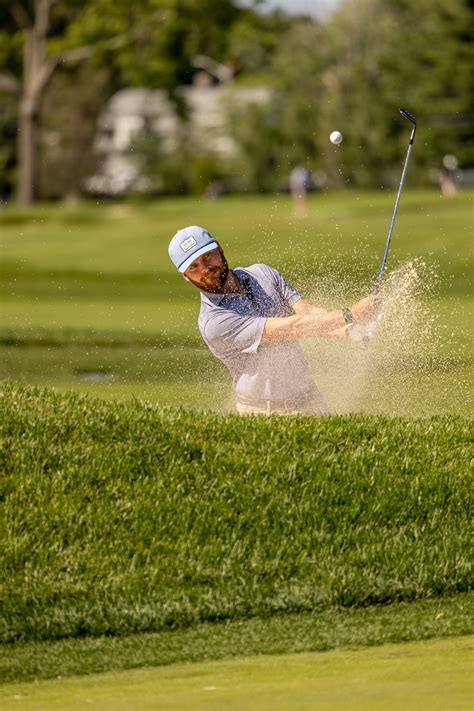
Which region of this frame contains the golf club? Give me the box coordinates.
[375,108,417,293]
[350,108,417,347]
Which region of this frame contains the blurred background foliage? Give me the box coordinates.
[0,0,472,201]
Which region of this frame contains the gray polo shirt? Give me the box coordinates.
[198,264,316,400]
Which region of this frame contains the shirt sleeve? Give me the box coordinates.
[202,308,266,357]
[257,264,302,307]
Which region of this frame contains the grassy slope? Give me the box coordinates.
[1,190,473,414]
[1,383,472,647]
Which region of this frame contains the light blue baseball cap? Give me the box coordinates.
[168,225,218,273]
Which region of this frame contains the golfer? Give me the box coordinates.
[168,226,377,415]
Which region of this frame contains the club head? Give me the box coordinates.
[399,108,417,125]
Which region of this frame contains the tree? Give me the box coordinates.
[269,21,326,172]
[225,19,326,192]
[0,94,17,200]
[0,1,120,204]
[0,0,251,204]
[228,101,283,192]
[315,0,474,185]
[38,64,110,200]
[230,0,473,189]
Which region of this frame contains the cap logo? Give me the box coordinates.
[180,236,197,252]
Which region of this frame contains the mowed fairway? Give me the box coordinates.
[1,636,472,711]
[1,189,473,415]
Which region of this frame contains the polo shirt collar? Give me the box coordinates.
[201,290,227,305]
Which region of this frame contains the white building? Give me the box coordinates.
[85,77,270,196]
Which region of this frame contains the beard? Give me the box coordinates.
[215,262,229,289]
[202,262,229,292]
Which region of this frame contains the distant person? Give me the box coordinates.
[439,154,458,198]
[289,166,311,217]
[204,180,224,200]
[168,226,378,415]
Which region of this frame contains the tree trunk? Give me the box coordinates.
[16,3,54,205]
[12,0,117,203]
[18,94,38,205]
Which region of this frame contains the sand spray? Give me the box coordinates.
[299,258,469,416]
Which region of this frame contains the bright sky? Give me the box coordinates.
[238,0,341,19]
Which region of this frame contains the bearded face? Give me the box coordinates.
[183,245,229,292]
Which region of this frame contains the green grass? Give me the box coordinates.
[1,190,473,415]
[0,192,471,290]
[1,595,472,684]
[1,193,472,687]
[1,382,472,647]
[1,636,472,710]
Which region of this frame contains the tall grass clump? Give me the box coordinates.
[1,381,472,643]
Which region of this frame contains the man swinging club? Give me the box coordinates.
[168,226,378,415]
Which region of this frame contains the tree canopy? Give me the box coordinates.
[0,0,472,200]
[238,0,474,189]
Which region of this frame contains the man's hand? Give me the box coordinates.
[346,316,382,343]
[350,293,381,324]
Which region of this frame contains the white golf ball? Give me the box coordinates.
[330,130,343,145]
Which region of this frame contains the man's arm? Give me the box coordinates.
[292,299,353,340]
[261,295,378,343]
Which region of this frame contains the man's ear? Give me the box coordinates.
[182,274,190,283]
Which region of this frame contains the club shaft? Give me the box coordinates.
[375,127,415,293]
